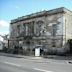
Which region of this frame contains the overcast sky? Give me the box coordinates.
[0,0,72,40]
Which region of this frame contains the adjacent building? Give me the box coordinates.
[10,7,72,55]
[0,41,3,51]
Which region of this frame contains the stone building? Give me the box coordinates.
[10,7,72,55]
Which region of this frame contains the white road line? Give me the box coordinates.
[34,68,53,72]
[4,62,21,67]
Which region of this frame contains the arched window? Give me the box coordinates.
[36,20,44,25]
[36,20,45,36]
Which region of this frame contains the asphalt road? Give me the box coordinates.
[0,55,72,72]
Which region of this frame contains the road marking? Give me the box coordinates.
[4,62,21,67]
[34,68,53,72]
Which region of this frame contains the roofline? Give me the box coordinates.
[10,7,72,24]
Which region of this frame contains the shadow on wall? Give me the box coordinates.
[2,39,72,56]
[45,39,72,56]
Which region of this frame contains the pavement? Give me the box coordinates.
[0,54,72,72]
[0,52,72,64]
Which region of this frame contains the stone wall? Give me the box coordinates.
[10,12,64,50]
[62,10,72,52]
[10,7,72,54]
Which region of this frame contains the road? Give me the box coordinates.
[0,55,72,72]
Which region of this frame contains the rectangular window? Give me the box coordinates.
[52,39,56,47]
[17,25,20,34]
[23,24,26,36]
[31,22,34,36]
[25,22,34,36]
[27,23,31,36]
[52,24,57,36]
[26,24,28,36]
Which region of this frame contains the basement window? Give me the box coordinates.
[26,41,30,45]
[52,39,56,47]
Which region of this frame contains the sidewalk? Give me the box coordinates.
[43,55,72,60]
[0,52,33,58]
[0,52,72,64]
[0,52,43,59]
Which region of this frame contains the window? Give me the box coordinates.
[17,25,20,34]
[36,20,44,36]
[52,24,57,36]
[23,24,26,36]
[31,22,34,36]
[26,41,30,45]
[26,24,28,36]
[27,23,31,36]
[24,21,34,36]
[52,39,56,47]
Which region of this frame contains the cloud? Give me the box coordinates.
[0,31,9,36]
[0,20,10,39]
[0,20,10,27]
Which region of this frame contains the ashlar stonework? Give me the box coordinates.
[10,7,72,55]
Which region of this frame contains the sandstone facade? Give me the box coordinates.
[10,7,72,54]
